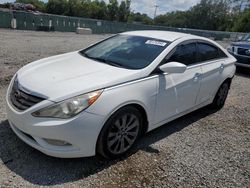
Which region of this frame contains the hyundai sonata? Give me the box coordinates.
[6,31,236,158]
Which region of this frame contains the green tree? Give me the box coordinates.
[155,0,249,31]
[46,0,68,15]
[186,0,231,30]
[128,12,153,24]
[107,0,119,20]
[155,11,188,27]
[88,0,108,20]
[117,0,130,22]
[66,0,82,17]
[232,8,250,32]
[0,3,11,8]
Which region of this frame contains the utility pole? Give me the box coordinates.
[154,4,159,20]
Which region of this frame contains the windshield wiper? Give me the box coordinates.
[103,59,125,68]
[81,52,125,68]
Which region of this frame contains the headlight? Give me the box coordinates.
[32,90,103,118]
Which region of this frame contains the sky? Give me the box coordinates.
[0,0,201,17]
[131,0,200,17]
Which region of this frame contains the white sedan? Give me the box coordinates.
[6,31,236,158]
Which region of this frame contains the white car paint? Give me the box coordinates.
[17,51,142,102]
[6,31,236,158]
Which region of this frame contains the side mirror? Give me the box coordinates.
[236,36,243,41]
[159,62,187,74]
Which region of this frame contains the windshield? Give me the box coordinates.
[241,34,250,42]
[80,35,169,69]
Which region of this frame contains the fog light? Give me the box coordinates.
[44,138,71,146]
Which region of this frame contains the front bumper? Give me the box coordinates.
[6,88,106,158]
[235,62,250,68]
[228,52,250,68]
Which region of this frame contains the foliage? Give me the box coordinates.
[0,3,11,8]
[46,0,131,22]
[117,0,131,22]
[107,0,118,20]
[46,0,68,15]
[154,0,250,32]
[128,12,153,25]
[232,8,250,32]
[3,0,248,32]
[154,11,188,28]
[187,0,230,31]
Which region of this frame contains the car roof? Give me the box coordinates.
[122,30,191,42]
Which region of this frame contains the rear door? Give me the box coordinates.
[196,42,228,104]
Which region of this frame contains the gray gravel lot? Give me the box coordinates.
[0,29,249,187]
[0,29,111,85]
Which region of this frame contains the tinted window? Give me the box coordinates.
[197,43,227,62]
[218,48,228,58]
[242,34,250,42]
[80,35,169,69]
[166,43,197,65]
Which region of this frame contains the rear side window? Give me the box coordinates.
[166,43,196,65]
[197,43,227,62]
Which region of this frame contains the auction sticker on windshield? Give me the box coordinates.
[145,40,167,47]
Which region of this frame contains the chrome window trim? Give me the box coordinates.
[187,57,228,69]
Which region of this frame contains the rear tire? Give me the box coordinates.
[97,106,143,159]
[210,81,230,109]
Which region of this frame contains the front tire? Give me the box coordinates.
[210,81,230,109]
[97,106,142,159]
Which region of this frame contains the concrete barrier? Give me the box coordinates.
[76,27,92,35]
[11,18,17,29]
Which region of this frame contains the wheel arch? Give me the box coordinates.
[222,76,233,89]
[95,102,149,156]
[128,103,149,135]
[102,102,149,135]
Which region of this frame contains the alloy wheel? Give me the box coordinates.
[107,113,140,155]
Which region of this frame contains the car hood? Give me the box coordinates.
[232,41,250,48]
[17,52,141,102]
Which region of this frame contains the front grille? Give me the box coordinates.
[10,79,44,111]
[237,48,250,57]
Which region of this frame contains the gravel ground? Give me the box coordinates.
[0,29,111,85]
[0,29,249,187]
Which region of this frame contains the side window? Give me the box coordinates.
[166,43,196,65]
[218,48,228,58]
[197,43,227,62]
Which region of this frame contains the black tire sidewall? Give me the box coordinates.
[97,106,143,159]
[212,82,229,109]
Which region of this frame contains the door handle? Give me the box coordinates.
[219,63,225,73]
[220,64,225,70]
[193,73,201,82]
